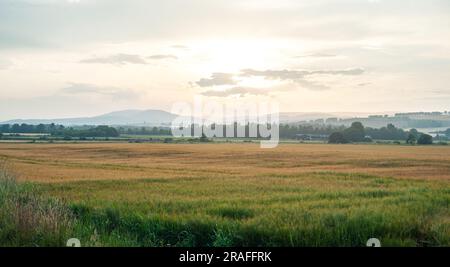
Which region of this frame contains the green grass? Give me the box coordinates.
[39,174,450,246]
[0,165,74,247]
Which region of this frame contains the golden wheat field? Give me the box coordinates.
[1,142,449,246]
[1,142,450,182]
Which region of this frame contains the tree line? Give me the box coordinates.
[0,123,119,138]
[328,122,434,144]
[279,123,427,141]
[116,126,171,136]
[279,124,346,139]
[1,122,447,143]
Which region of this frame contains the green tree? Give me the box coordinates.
[11,124,20,133]
[409,128,419,137]
[343,122,365,142]
[36,124,46,133]
[0,124,10,133]
[328,132,348,144]
[417,134,433,145]
[406,133,416,145]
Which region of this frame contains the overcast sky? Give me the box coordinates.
[1,0,450,120]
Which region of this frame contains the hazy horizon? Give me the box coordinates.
[2,107,448,123]
[0,106,447,122]
[1,0,450,121]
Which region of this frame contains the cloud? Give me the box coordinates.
[80,54,148,65]
[196,73,236,87]
[358,82,372,87]
[1,0,449,51]
[238,68,364,90]
[294,79,330,91]
[240,69,309,80]
[170,45,189,50]
[147,54,178,60]
[240,68,365,80]
[196,67,365,92]
[200,83,299,97]
[311,68,365,75]
[295,53,337,58]
[201,86,269,97]
[60,83,138,100]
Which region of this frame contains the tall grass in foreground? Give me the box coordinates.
[0,163,74,246]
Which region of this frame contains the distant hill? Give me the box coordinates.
[8,109,440,128]
[1,109,178,126]
[0,110,398,126]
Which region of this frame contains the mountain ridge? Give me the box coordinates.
[0,109,178,126]
[0,109,391,126]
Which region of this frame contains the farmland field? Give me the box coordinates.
[0,143,449,247]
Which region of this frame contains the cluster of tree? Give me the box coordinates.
[419,134,433,145]
[0,123,64,134]
[116,126,171,136]
[51,126,119,138]
[164,123,414,140]
[279,123,425,141]
[365,124,412,140]
[405,132,433,145]
[328,122,367,144]
[0,123,119,138]
[328,122,434,145]
[279,124,345,139]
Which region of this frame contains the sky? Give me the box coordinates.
[0,0,450,120]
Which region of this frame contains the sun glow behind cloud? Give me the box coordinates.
[188,39,299,73]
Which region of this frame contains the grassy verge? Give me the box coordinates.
[0,163,73,246]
